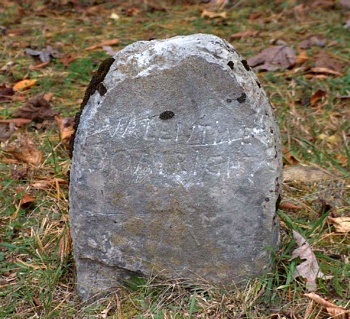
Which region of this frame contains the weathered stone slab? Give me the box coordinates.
[69,34,282,300]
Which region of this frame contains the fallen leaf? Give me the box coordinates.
[29,61,50,70]
[31,178,67,189]
[314,51,344,74]
[12,93,58,121]
[310,89,327,107]
[299,35,326,49]
[296,50,309,65]
[0,122,15,142]
[279,202,303,210]
[229,30,260,40]
[32,296,41,307]
[305,293,349,318]
[328,217,350,233]
[6,134,43,166]
[291,230,332,291]
[247,45,296,71]
[13,79,37,91]
[123,7,140,17]
[20,193,35,206]
[282,147,300,165]
[55,115,74,146]
[283,165,336,182]
[0,85,15,101]
[25,45,61,63]
[201,9,227,19]
[43,92,54,102]
[60,53,76,66]
[309,67,343,76]
[248,12,262,20]
[326,307,350,318]
[0,118,31,127]
[85,39,120,51]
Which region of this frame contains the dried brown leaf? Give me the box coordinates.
[299,35,326,49]
[85,39,120,51]
[305,292,344,308]
[283,165,335,182]
[328,217,350,233]
[315,51,344,74]
[201,9,227,19]
[0,85,15,101]
[55,115,74,147]
[0,122,15,142]
[60,53,77,67]
[310,89,327,107]
[7,134,43,166]
[282,147,300,165]
[31,178,67,189]
[248,12,262,20]
[32,296,41,307]
[247,45,296,71]
[310,67,343,76]
[12,93,58,121]
[291,230,332,291]
[29,61,50,70]
[326,307,350,318]
[229,30,260,40]
[0,118,32,127]
[20,193,35,206]
[279,202,302,210]
[296,50,309,65]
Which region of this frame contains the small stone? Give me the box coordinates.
[69,34,282,300]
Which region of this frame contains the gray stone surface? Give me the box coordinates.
[69,34,282,300]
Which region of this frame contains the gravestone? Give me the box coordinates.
[69,34,282,300]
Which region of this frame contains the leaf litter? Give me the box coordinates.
[12,93,58,121]
[247,45,296,71]
[6,134,43,166]
[305,292,350,318]
[291,230,333,291]
[25,45,61,63]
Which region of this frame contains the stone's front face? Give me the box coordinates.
[69,34,282,300]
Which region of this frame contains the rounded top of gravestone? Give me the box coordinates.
[104,34,257,92]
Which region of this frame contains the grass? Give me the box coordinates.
[0,0,349,317]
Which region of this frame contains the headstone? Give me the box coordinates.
[69,34,282,300]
